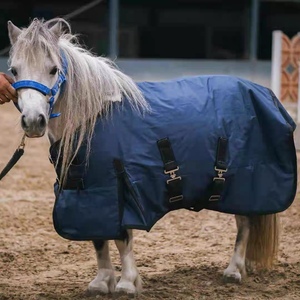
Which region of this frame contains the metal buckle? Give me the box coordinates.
[209,195,221,201]
[213,176,225,182]
[167,176,182,184]
[165,167,181,184]
[214,167,227,177]
[165,166,183,202]
[18,134,26,150]
[209,167,228,202]
[169,195,183,203]
[164,167,181,184]
[164,167,179,176]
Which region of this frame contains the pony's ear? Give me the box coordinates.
[49,22,61,37]
[7,21,22,45]
[48,18,71,37]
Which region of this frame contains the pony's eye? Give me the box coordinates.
[50,66,58,75]
[9,67,17,76]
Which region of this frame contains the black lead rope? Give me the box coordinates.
[0,134,26,181]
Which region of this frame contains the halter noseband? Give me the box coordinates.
[12,51,68,119]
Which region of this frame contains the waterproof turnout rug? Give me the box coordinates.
[50,75,297,240]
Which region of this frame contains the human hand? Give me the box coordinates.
[0,72,18,104]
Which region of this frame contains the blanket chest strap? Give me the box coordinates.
[157,138,183,204]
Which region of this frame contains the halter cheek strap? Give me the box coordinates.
[12,51,68,119]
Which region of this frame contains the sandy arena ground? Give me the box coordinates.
[0,103,300,300]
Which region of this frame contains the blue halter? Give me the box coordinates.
[12,51,68,119]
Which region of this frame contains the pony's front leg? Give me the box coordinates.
[88,240,116,294]
[115,229,142,294]
[223,215,250,283]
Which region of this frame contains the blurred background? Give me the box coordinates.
[0,0,299,84]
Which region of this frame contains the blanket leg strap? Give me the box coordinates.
[157,138,183,204]
[209,137,228,201]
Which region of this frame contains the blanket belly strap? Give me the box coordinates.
[208,137,228,202]
[157,138,183,207]
[191,137,228,212]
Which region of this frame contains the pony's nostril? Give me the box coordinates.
[38,114,46,128]
[21,115,28,129]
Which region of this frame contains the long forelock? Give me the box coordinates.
[11,20,60,66]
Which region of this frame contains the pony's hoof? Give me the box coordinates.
[87,281,110,295]
[223,271,242,283]
[115,281,137,295]
[87,273,116,295]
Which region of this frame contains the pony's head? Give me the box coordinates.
[7,18,69,138]
[7,18,148,185]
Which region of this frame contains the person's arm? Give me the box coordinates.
[0,72,17,104]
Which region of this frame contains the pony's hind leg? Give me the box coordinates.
[87,240,116,294]
[115,229,142,295]
[223,215,250,283]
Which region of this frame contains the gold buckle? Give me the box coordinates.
[18,134,26,150]
[213,177,225,182]
[209,195,221,201]
[164,167,179,176]
[167,176,182,184]
[214,167,227,177]
[169,195,183,203]
[209,167,228,202]
[214,167,227,182]
[165,167,181,184]
[165,167,183,202]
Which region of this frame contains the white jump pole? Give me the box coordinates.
[271,31,282,100]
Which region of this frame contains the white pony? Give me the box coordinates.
[7,18,279,295]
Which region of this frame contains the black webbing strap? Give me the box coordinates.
[215,137,227,170]
[157,138,178,172]
[113,158,145,217]
[49,140,86,191]
[209,137,228,201]
[113,159,137,200]
[0,135,26,181]
[157,138,183,204]
[113,159,125,176]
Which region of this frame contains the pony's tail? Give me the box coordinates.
[246,214,279,268]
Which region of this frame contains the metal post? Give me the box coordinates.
[249,0,260,61]
[108,0,119,58]
[243,5,250,59]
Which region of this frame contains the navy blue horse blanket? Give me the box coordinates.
[50,75,297,240]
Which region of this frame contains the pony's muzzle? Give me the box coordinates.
[21,113,47,137]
